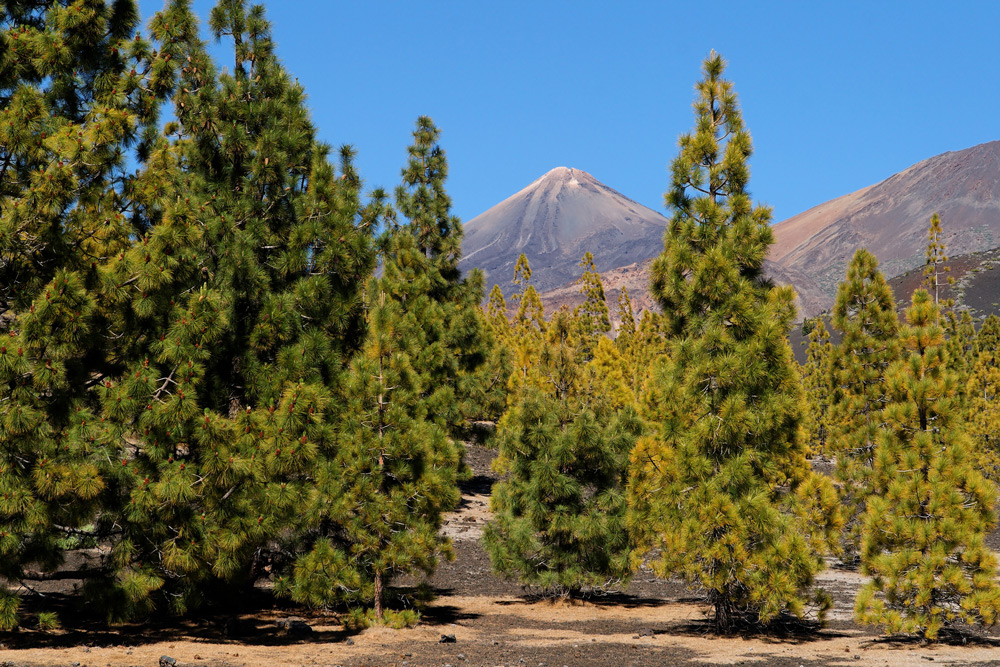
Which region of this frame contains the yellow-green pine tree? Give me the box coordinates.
[944,309,975,409]
[966,314,1000,481]
[922,213,951,307]
[614,287,667,405]
[856,290,1000,639]
[828,249,900,560]
[573,251,611,359]
[616,287,637,341]
[627,52,839,631]
[508,254,546,395]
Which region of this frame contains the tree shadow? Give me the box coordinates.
[458,473,494,497]
[860,628,1000,649]
[1,584,480,650]
[662,613,853,644]
[415,604,481,625]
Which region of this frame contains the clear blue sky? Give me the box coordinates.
[138,1,1000,226]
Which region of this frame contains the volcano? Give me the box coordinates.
[459,167,668,295]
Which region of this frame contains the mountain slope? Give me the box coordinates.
[462,142,1000,324]
[537,256,828,330]
[462,166,830,322]
[770,140,1000,303]
[460,167,667,293]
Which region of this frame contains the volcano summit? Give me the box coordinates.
[460,167,668,295]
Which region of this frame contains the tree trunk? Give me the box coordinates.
[374,570,384,623]
[712,587,736,633]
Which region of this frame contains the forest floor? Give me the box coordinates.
[5,443,1000,667]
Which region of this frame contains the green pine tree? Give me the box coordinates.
[627,52,839,631]
[461,298,511,423]
[0,0,170,629]
[828,248,900,561]
[285,287,460,622]
[390,116,486,434]
[284,117,478,621]
[92,0,376,620]
[856,290,1000,639]
[484,308,640,596]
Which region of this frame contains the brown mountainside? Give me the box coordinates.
[770,140,1000,307]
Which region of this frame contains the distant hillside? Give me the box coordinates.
[535,256,827,332]
[789,246,1000,363]
[770,140,1000,310]
[461,142,1000,324]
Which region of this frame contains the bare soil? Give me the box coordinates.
[5,442,1000,667]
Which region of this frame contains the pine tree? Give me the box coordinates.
[627,52,839,631]
[613,286,638,398]
[389,116,486,434]
[508,254,546,395]
[484,308,640,595]
[922,213,951,307]
[512,253,545,332]
[91,0,376,620]
[856,290,1000,639]
[283,118,477,621]
[828,248,900,560]
[285,287,460,622]
[579,336,634,413]
[0,0,170,628]
[944,309,975,409]
[627,309,668,409]
[573,251,611,358]
[966,314,1000,481]
[571,262,631,410]
[487,283,509,333]
[616,286,637,341]
[461,289,511,423]
[921,213,975,405]
[801,317,833,456]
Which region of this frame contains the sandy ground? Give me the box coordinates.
[5,444,1000,667]
[6,595,1000,667]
